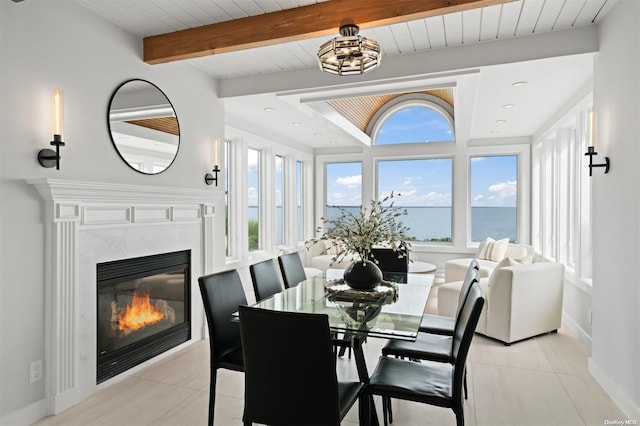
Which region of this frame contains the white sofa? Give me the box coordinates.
[438,259,564,344]
[305,239,357,271]
[444,243,533,283]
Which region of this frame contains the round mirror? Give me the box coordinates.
[107,79,180,174]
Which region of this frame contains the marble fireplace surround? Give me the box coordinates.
[28,178,222,415]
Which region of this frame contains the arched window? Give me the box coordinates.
[369,94,454,145]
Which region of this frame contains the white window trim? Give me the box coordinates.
[226,125,314,265]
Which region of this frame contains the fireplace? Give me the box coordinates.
[96,250,191,383]
[29,179,218,414]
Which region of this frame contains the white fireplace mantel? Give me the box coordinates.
[27,178,223,415]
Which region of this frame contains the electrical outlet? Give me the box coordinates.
[29,360,42,384]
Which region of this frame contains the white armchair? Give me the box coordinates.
[438,260,564,345]
[444,243,533,283]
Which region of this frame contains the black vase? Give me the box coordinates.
[343,260,383,290]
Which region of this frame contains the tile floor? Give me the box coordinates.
[35,283,627,426]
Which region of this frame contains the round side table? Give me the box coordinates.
[409,261,437,274]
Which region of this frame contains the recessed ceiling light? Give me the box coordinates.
[330,141,338,145]
[292,122,301,126]
[503,104,515,108]
[512,81,527,87]
[314,132,322,137]
[490,130,500,134]
[264,107,275,112]
[496,119,506,124]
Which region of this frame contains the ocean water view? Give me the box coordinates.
[248,206,517,243]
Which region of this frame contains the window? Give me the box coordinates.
[377,158,453,242]
[224,140,230,256]
[274,155,284,246]
[470,155,518,243]
[247,148,260,251]
[532,103,592,283]
[325,161,362,221]
[370,95,454,145]
[296,160,304,241]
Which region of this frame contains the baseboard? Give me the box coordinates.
[589,358,640,421]
[562,312,592,352]
[1,397,48,426]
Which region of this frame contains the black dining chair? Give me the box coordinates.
[198,269,247,426]
[418,258,480,335]
[370,247,409,273]
[249,258,283,301]
[366,283,485,426]
[238,305,368,425]
[277,251,308,289]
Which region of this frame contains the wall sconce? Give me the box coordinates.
[584,107,610,176]
[38,89,64,170]
[204,138,220,186]
[38,89,66,170]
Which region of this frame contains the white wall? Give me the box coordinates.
[590,0,640,418]
[0,1,224,421]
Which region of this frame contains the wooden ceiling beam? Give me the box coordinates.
[143,0,515,65]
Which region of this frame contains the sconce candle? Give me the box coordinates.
[212,138,219,167]
[205,138,220,186]
[51,88,64,137]
[38,88,66,170]
[587,107,595,148]
[584,107,610,176]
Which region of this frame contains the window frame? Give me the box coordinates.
[367,93,455,145]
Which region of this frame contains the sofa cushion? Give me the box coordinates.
[488,257,529,287]
[476,237,509,261]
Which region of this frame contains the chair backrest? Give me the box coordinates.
[238,305,342,425]
[455,258,480,318]
[249,259,283,301]
[278,252,307,289]
[370,247,409,273]
[198,269,248,363]
[452,282,484,402]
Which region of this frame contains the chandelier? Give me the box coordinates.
[318,24,381,76]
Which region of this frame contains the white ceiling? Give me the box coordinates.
[75,0,615,150]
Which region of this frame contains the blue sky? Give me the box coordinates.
[376,106,453,144]
[326,156,517,208]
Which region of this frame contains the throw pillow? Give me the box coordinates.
[488,256,525,286]
[476,237,509,261]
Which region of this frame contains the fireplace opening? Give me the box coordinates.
[97,250,191,383]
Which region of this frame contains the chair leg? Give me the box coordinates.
[382,396,389,426]
[358,395,370,426]
[208,369,217,426]
[387,397,393,424]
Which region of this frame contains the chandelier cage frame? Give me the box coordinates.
[318,24,382,76]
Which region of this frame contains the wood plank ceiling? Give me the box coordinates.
[77,0,613,80]
[143,0,515,64]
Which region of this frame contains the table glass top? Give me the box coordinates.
[243,269,433,341]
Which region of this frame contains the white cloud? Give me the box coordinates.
[336,174,362,188]
[489,180,517,199]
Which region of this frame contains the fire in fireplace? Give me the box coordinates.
[96,250,191,383]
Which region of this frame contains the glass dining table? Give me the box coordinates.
[235,269,433,424]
